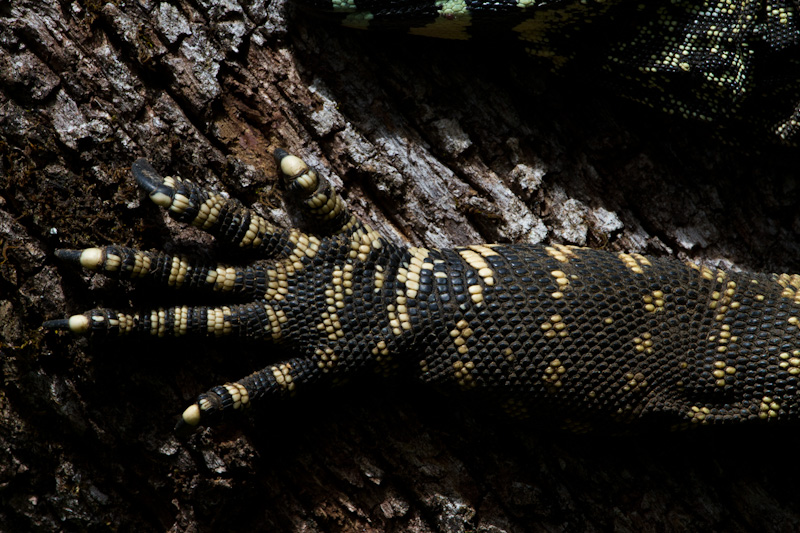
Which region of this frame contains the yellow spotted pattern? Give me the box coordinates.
[54,151,800,430]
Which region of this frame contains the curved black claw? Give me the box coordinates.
[132,158,178,209]
[174,416,199,437]
[42,319,71,330]
[272,147,289,163]
[54,249,84,263]
[131,158,162,194]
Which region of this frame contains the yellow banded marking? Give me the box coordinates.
[206,265,236,291]
[288,157,318,190]
[171,193,190,213]
[374,264,385,292]
[223,383,250,411]
[393,248,434,334]
[688,261,727,283]
[620,372,648,394]
[239,213,272,248]
[206,306,232,336]
[371,340,390,359]
[705,281,741,378]
[372,340,398,377]
[779,350,800,375]
[149,175,176,207]
[106,312,137,335]
[540,313,567,339]
[452,360,476,388]
[162,175,190,214]
[387,303,401,337]
[166,255,190,287]
[633,332,654,355]
[104,251,122,271]
[264,304,282,341]
[708,281,739,320]
[449,318,474,356]
[264,264,290,301]
[121,312,137,334]
[643,290,665,313]
[156,309,167,337]
[618,253,652,274]
[287,231,321,272]
[149,310,160,336]
[710,358,737,388]
[316,264,349,347]
[307,185,346,221]
[173,305,189,336]
[317,307,344,342]
[549,269,576,299]
[192,193,226,229]
[129,252,152,278]
[315,346,338,371]
[542,358,566,389]
[348,223,384,261]
[777,273,800,304]
[450,318,476,389]
[688,405,711,424]
[759,397,781,419]
[458,245,497,305]
[459,247,496,285]
[271,363,296,391]
[545,244,578,263]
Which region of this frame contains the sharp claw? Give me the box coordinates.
[272,148,289,163]
[173,417,197,436]
[131,158,161,194]
[132,159,175,207]
[42,319,71,330]
[54,249,83,263]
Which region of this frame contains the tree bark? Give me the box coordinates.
[2,1,800,531]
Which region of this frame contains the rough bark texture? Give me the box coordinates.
[2,1,800,531]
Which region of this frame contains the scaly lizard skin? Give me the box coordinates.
[45,151,800,431]
[292,0,800,143]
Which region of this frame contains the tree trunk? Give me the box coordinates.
[2,1,800,531]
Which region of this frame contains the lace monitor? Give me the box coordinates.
[44,151,800,432]
[292,0,800,144]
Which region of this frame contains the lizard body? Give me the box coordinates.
[45,151,800,431]
[293,0,800,143]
